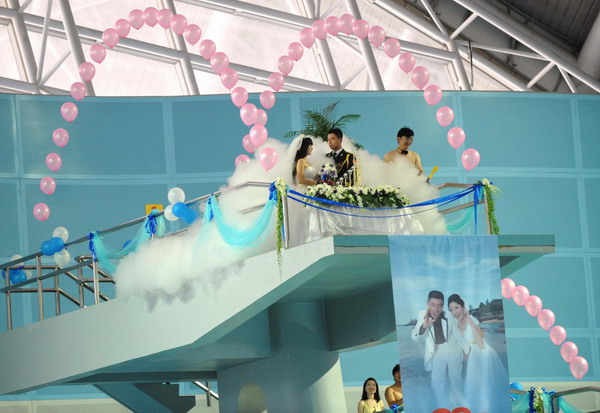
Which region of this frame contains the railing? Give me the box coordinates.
[552,386,600,412]
[1,181,485,332]
[192,381,219,407]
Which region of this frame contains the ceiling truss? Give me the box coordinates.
[0,0,598,96]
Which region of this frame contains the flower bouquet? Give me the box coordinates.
[319,163,338,186]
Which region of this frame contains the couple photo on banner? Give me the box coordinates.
[390,236,511,413]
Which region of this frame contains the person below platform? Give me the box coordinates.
[384,364,404,412]
[357,377,385,413]
[383,126,424,175]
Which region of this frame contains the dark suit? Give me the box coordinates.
[326,149,355,179]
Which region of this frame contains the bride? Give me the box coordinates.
[448,294,509,413]
[292,136,318,187]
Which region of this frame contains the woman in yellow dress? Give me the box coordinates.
[357,377,385,413]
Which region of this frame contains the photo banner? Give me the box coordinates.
[389,235,511,413]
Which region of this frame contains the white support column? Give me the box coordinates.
[36,0,52,83]
[5,0,37,85]
[301,0,342,88]
[343,0,384,90]
[56,0,95,96]
[158,0,200,95]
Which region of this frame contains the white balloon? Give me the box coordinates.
[25,270,33,279]
[164,204,178,221]
[10,254,22,262]
[52,226,69,242]
[54,249,71,267]
[167,187,185,204]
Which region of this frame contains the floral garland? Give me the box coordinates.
[305,184,411,208]
[274,178,287,269]
[480,178,501,235]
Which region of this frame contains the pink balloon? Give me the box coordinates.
[255,109,268,126]
[269,72,285,92]
[240,103,258,126]
[157,9,173,29]
[115,19,130,38]
[339,14,355,35]
[549,326,567,346]
[40,176,56,195]
[128,9,145,30]
[383,38,401,58]
[411,66,430,90]
[398,52,416,73]
[525,295,543,316]
[512,285,530,306]
[447,127,465,149]
[461,148,480,171]
[220,67,238,90]
[436,106,454,127]
[501,278,516,299]
[260,90,276,110]
[242,134,256,153]
[352,19,369,39]
[170,14,187,35]
[288,42,304,61]
[560,342,578,363]
[311,19,327,40]
[33,203,50,221]
[569,357,589,380]
[423,84,442,106]
[102,28,119,48]
[325,16,340,36]
[89,44,106,64]
[250,124,268,147]
[231,87,248,108]
[368,25,385,47]
[70,82,86,101]
[144,7,158,27]
[184,24,201,45]
[60,102,78,123]
[300,27,315,48]
[79,62,95,82]
[537,309,556,330]
[210,52,229,75]
[278,55,294,76]
[46,153,62,172]
[199,39,216,60]
[235,154,250,167]
[52,128,69,147]
[259,147,278,171]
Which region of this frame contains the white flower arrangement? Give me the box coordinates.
[305,184,410,208]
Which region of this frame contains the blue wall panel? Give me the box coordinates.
[18,97,167,175]
[591,258,600,329]
[461,95,575,168]
[0,182,20,256]
[488,176,582,248]
[578,98,600,169]
[584,178,600,248]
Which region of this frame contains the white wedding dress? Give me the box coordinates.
[462,320,510,413]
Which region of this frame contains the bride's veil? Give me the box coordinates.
[283,134,311,173]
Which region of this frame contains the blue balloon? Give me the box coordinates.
[510,382,524,391]
[123,240,132,248]
[50,237,65,253]
[172,202,188,218]
[182,208,198,224]
[10,269,26,284]
[41,240,54,256]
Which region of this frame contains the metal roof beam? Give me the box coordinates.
[4,0,37,85]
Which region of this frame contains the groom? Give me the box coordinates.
[411,290,465,407]
[326,128,355,180]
